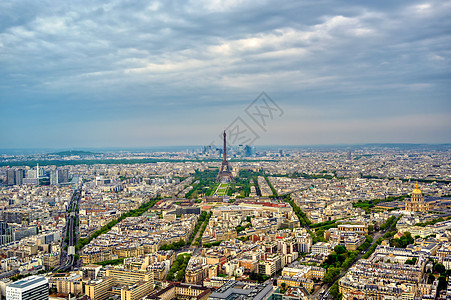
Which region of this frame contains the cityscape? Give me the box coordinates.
[1,1,450,300]
[1,142,451,300]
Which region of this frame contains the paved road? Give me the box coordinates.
[55,188,81,272]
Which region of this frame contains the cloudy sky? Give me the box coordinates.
[1,0,450,148]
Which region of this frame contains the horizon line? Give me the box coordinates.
[1,142,451,152]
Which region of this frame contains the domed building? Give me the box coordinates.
[405,183,428,212]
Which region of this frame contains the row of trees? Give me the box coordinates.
[193,212,212,246]
[362,237,383,259]
[416,216,451,227]
[357,235,373,252]
[283,195,326,246]
[284,195,312,227]
[76,197,160,251]
[382,216,401,240]
[265,176,278,197]
[379,216,396,231]
[323,267,341,284]
[166,254,191,282]
[95,258,125,266]
[203,241,222,248]
[329,281,341,299]
[228,170,265,198]
[186,211,208,245]
[310,220,337,228]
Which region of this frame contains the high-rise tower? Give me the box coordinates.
[217,131,233,183]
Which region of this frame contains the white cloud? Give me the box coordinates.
[188,0,254,12]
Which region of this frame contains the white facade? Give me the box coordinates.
[6,275,48,300]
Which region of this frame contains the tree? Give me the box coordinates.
[334,245,346,255]
[405,257,417,265]
[389,231,414,248]
[167,271,174,281]
[438,276,447,291]
[329,282,342,300]
[337,254,346,263]
[176,271,184,281]
[236,226,246,233]
[324,253,337,267]
[323,267,340,283]
[280,282,286,292]
[434,263,446,275]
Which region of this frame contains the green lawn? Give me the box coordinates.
[213,183,229,196]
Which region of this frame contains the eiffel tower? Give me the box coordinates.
[217,130,233,183]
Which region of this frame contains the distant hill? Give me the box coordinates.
[50,150,99,156]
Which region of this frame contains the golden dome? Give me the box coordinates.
[412,183,422,194]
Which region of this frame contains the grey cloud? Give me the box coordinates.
[0,0,450,147]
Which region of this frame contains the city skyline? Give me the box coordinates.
[1,0,450,148]
[1,139,450,299]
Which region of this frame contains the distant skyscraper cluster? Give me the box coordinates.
[50,168,69,185]
[201,144,256,158]
[5,165,69,186]
[6,169,25,185]
[244,145,256,157]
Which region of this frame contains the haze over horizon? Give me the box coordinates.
[1,0,450,148]
[1,143,451,154]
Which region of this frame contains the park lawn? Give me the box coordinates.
[213,183,229,196]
